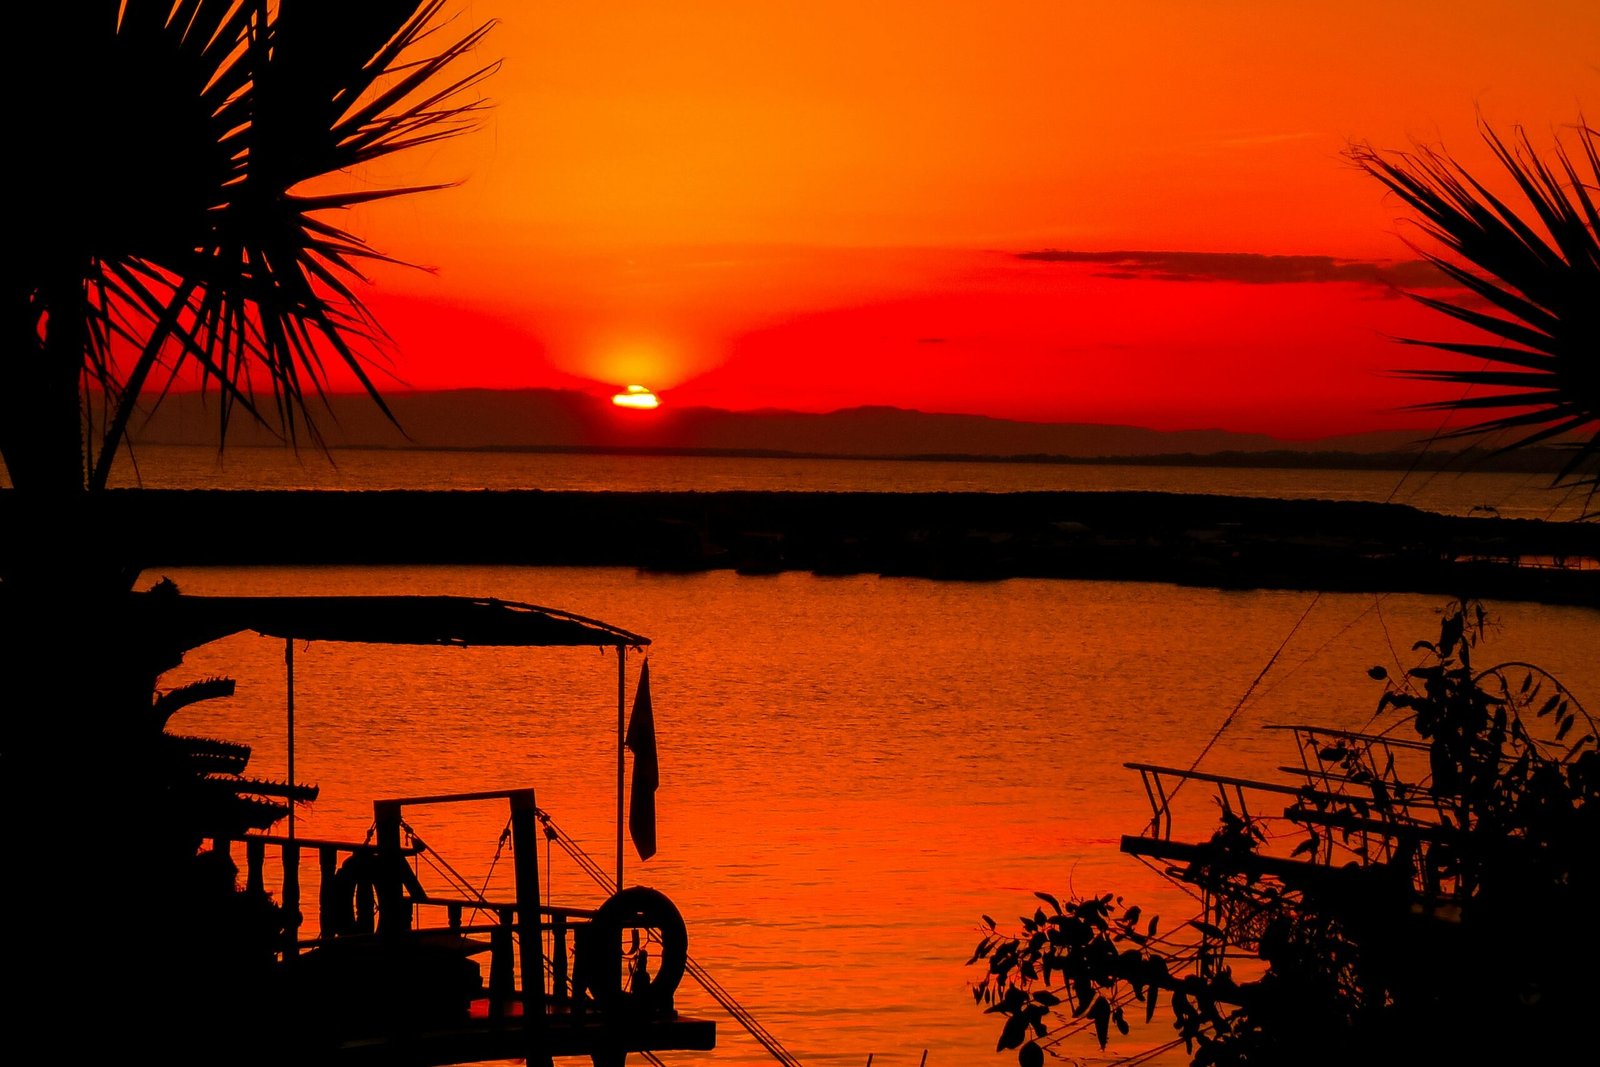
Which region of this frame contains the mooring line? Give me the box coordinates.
[535,808,805,1067]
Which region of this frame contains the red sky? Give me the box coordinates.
[333,0,1596,439]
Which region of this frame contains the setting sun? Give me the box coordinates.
[611,385,661,410]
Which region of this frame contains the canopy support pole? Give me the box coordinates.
[617,644,627,892]
[285,637,296,840]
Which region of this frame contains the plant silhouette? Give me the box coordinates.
[9,0,495,498]
[3,4,495,1062]
[1349,120,1600,508]
[970,598,1598,1065]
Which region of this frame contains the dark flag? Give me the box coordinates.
[626,660,658,860]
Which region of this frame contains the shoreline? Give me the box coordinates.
[8,488,1596,608]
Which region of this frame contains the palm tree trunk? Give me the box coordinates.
[1,267,177,1056]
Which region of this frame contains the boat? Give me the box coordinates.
[155,590,717,1067]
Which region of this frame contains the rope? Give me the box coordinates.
[1157,594,1322,820]
[399,819,505,923]
[464,819,513,927]
[534,808,805,1067]
[1240,595,1387,714]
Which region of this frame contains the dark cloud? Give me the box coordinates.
[1016,248,1451,289]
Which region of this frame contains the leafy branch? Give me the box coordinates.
[970,598,1599,1065]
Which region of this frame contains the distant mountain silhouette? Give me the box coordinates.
[133,387,1443,459]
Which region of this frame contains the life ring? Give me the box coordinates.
[578,886,688,1017]
[325,852,377,937]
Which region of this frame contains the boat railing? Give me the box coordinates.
[1122,749,1469,904]
[408,895,604,1013]
[1123,761,1304,843]
[205,832,422,956]
[206,787,612,1021]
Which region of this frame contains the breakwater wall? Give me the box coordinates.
[7,489,1597,606]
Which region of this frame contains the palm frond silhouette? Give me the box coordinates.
[10,1,496,492]
[1350,120,1600,505]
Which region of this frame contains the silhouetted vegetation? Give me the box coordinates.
[971,598,1598,1065]
[1349,120,1600,509]
[9,2,493,499]
[4,4,493,1061]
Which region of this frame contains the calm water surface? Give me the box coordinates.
[152,565,1600,1066]
[105,444,1593,521]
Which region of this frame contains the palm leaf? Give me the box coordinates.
[10,1,497,493]
[1350,120,1600,502]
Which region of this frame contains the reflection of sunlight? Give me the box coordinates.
[612,384,660,410]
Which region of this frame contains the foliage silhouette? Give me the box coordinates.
[971,599,1598,1065]
[2,4,495,1062]
[9,0,495,496]
[1348,120,1600,507]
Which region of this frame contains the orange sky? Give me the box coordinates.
[336,0,1597,439]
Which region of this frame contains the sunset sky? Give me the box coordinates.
[337,0,1597,439]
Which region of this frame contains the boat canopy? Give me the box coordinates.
[143,588,652,895]
[166,594,650,650]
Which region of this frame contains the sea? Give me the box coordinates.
[126,446,1599,1066]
